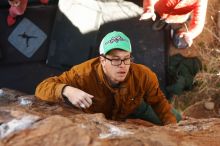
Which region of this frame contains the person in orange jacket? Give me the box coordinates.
[140,0,208,48]
[35,31,181,125]
[7,0,48,26]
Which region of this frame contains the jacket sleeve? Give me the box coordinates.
[188,0,207,39]
[35,67,79,102]
[143,0,158,11]
[144,71,177,125]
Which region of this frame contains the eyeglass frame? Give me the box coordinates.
[101,55,134,66]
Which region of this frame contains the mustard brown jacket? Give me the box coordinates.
[35,57,176,125]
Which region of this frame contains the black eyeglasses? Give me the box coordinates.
[102,55,134,66]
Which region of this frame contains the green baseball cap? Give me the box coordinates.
[99,31,132,55]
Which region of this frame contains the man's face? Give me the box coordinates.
[100,49,132,84]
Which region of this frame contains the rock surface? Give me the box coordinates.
[0,88,220,146]
[183,100,220,119]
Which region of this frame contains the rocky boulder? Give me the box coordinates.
[0,88,220,146]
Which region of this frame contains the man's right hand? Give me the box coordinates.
[139,9,156,21]
[62,86,94,109]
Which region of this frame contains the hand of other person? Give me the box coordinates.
[179,32,193,47]
[139,9,156,21]
[62,86,94,109]
[8,0,21,7]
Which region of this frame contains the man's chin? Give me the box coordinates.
[116,76,126,82]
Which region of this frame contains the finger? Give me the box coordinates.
[184,39,192,47]
[81,99,90,108]
[152,13,156,21]
[83,93,93,107]
[78,101,86,109]
[84,96,93,106]
[139,13,153,20]
[187,39,193,47]
[139,14,150,20]
[86,93,94,98]
[179,31,188,38]
[76,102,82,109]
[74,101,83,109]
[80,103,86,109]
[142,15,152,20]
[139,15,145,20]
[80,99,90,108]
[70,96,84,108]
[183,36,191,43]
[179,33,184,38]
[66,96,78,107]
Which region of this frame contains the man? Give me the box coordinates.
[35,31,179,125]
[140,0,208,48]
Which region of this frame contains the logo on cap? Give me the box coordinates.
[105,35,128,45]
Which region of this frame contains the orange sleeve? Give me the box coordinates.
[144,71,177,125]
[35,67,78,102]
[188,0,208,39]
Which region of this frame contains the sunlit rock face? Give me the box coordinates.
[0,88,220,146]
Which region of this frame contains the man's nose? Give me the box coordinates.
[118,61,126,67]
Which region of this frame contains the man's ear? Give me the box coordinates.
[100,56,105,65]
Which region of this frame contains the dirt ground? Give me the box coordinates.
[171,0,220,119]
